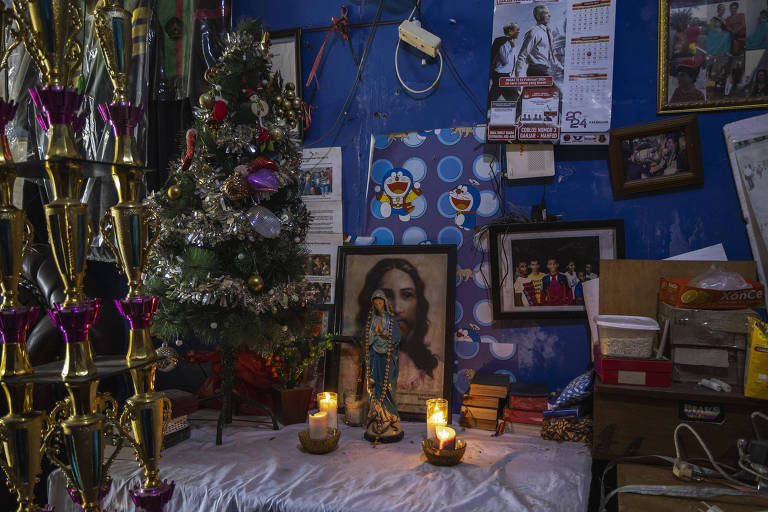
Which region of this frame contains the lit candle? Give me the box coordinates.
[308,411,328,440]
[427,410,447,440]
[318,392,338,429]
[426,398,448,439]
[435,426,456,450]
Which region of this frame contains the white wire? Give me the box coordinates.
[395,0,442,95]
[674,423,757,489]
[395,41,443,95]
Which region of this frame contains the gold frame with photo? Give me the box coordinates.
[658,0,768,113]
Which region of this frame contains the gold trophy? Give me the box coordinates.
[13,0,90,309]
[0,166,50,512]
[95,2,175,510]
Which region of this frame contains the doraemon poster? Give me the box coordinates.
[364,126,517,413]
[373,168,424,221]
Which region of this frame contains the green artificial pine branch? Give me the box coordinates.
[143,21,325,407]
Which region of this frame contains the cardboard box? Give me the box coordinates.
[659,277,765,310]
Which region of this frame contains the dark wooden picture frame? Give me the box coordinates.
[489,220,625,319]
[658,0,768,114]
[269,28,304,139]
[609,115,703,197]
[327,244,456,422]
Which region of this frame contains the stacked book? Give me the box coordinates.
[459,373,509,431]
[502,382,548,435]
[162,389,199,449]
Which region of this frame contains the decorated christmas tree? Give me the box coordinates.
[145,21,317,422]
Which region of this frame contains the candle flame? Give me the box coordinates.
[428,411,446,424]
[435,426,455,450]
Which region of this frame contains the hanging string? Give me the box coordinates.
[301,101,316,131]
[305,5,350,89]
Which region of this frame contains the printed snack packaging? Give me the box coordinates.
[660,277,765,310]
[745,317,768,400]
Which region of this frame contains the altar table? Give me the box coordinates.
[48,417,592,511]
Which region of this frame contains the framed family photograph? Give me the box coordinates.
[328,245,456,421]
[268,28,304,138]
[609,115,704,197]
[658,0,768,113]
[489,220,625,319]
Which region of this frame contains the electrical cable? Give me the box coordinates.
[408,1,485,115]
[674,423,756,490]
[304,0,384,148]
[394,0,443,95]
[394,42,443,95]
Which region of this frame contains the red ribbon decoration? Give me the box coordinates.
[302,101,316,131]
[184,347,277,414]
[305,6,350,89]
[180,128,197,172]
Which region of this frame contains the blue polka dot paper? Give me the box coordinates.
[362,126,518,413]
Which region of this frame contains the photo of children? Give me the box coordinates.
[504,236,601,309]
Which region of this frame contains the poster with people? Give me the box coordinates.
[487,0,616,144]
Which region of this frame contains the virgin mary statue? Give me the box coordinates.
[362,289,404,443]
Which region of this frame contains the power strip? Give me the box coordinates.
[398,20,441,58]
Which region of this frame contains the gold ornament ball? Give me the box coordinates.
[248,275,264,291]
[199,92,214,109]
[275,108,284,117]
[269,127,284,141]
[282,99,293,111]
[292,98,302,110]
[274,94,283,105]
[286,82,296,91]
[289,119,298,128]
[285,90,295,101]
[167,185,182,200]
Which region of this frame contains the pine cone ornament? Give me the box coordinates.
[222,172,250,200]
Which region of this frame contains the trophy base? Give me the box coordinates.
[129,480,175,512]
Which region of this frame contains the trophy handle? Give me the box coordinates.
[115,403,147,469]
[22,216,33,257]
[45,399,72,438]
[42,423,78,494]
[102,419,127,479]
[142,207,162,264]
[95,392,119,421]
[99,210,123,274]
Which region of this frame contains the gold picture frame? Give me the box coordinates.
[658,0,768,114]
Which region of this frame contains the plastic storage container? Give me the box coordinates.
[595,315,660,359]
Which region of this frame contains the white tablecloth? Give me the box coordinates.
[48,417,592,512]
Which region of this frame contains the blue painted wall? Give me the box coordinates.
[235,0,764,391]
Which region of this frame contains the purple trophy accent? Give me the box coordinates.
[129,480,175,512]
[0,99,18,135]
[98,102,144,138]
[0,307,39,345]
[48,299,101,344]
[247,168,278,193]
[28,86,83,132]
[71,113,86,134]
[67,478,112,510]
[114,296,160,330]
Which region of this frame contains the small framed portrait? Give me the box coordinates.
[328,245,456,421]
[609,115,704,197]
[268,28,304,138]
[658,0,768,113]
[489,220,625,319]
